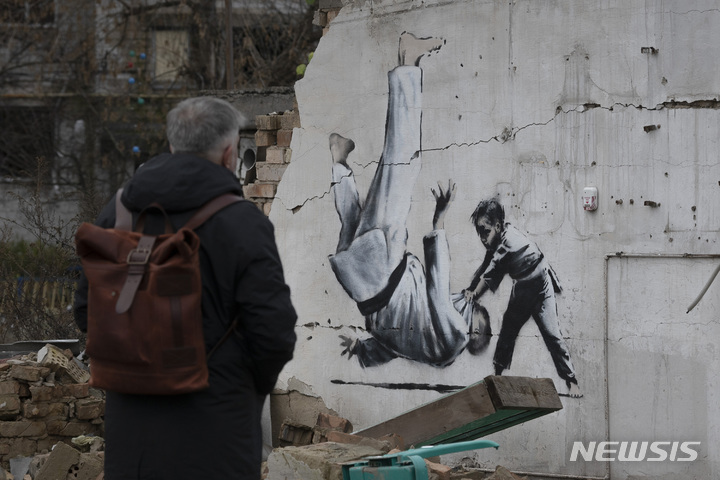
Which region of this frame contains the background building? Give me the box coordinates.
[0,0,318,239]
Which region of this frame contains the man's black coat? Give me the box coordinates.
[73,153,297,479]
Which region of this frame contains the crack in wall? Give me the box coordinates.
[278,97,720,213]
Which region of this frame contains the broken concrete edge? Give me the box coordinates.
[26,438,104,480]
[263,441,520,480]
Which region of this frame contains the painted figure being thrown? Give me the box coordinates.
[328,32,481,368]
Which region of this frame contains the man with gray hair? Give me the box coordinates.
[74,96,297,479]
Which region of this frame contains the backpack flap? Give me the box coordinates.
[115,234,156,314]
[75,222,207,395]
[74,191,242,395]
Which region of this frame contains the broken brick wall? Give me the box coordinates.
[0,359,103,469]
[240,2,340,215]
[244,109,300,215]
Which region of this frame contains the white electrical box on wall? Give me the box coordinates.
[583,186,598,211]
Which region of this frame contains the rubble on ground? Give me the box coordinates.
[0,344,105,479]
[0,353,532,480]
[262,412,523,480]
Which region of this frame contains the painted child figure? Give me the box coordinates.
[464,198,583,398]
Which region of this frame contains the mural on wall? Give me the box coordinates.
[328,32,581,398]
[465,198,582,398]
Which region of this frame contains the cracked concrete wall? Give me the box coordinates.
[269,1,720,479]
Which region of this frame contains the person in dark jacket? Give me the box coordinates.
[73,96,298,479]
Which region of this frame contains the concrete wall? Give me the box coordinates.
[270,1,720,478]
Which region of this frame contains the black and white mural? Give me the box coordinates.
[328,32,581,398]
[465,198,582,398]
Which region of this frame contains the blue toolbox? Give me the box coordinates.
[341,439,499,480]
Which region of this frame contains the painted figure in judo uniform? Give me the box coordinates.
[464,198,583,398]
[329,33,474,367]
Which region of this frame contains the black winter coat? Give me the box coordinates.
[73,153,297,480]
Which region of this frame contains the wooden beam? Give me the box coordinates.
[355,376,563,447]
[484,375,563,410]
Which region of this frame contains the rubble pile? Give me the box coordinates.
[263,412,523,480]
[0,345,105,475]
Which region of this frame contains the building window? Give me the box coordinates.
[2,0,55,25]
[153,29,189,80]
[0,107,54,179]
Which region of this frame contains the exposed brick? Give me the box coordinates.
[266,146,292,164]
[75,398,105,420]
[9,365,49,383]
[23,402,68,419]
[243,182,277,199]
[57,421,99,437]
[18,383,30,398]
[30,385,56,402]
[276,129,293,147]
[61,384,90,399]
[255,114,280,131]
[279,421,313,446]
[46,420,67,436]
[262,201,273,216]
[255,146,267,163]
[255,130,277,147]
[426,460,452,480]
[326,8,339,23]
[0,381,19,395]
[0,420,46,438]
[74,452,104,480]
[313,10,327,27]
[256,163,288,183]
[315,413,353,433]
[0,438,37,459]
[280,111,301,129]
[0,394,21,417]
[35,441,80,480]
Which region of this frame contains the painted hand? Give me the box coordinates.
[431,180,456,230]
[339,335,358,359]
[463,288,475,304]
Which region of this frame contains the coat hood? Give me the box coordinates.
[121,153,243,213]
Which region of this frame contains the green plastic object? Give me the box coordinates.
[341,439,499,480]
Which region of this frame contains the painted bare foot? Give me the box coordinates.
[560,381,584,398]
[329,133,355,167]
[398,32,445,66]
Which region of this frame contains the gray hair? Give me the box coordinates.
[166,97,244,154]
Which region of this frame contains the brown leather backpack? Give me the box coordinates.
[75,190,242,395]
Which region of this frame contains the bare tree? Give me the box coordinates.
[0,0,320,341]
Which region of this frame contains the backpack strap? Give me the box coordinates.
[114,189,243,231]
[114,189,132,230]
[116,234,156,314]
[114,192,243,315]
[183,194,244,230]
[186,195,244,359]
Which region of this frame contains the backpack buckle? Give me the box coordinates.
[127,248,151,265]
